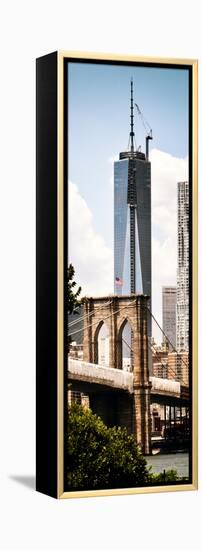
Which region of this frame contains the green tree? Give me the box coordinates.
[66,404,150,491]
[67,264,82,315]
[149,469,179,485]
[67,264,82,351]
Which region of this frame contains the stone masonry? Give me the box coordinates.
[82,295,151,454]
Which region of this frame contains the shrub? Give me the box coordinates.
[66,404,150,491]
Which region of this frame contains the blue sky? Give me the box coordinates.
[68,62,189,340]
[68,62,188,248]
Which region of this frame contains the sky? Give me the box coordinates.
[68,61,189,342]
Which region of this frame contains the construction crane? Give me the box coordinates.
[135,102,153,160]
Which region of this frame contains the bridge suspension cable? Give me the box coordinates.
[149,342,182,381]
[68,300,113,327]
[121,329,179,381]
[68,298,139,329]
[68,301,138,338]
[68,300,189,376]
[143,304,189,371]
[102,303,187,380]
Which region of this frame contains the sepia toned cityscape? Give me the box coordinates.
[67,63,190,490]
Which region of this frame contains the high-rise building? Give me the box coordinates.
[176,181,189,352]
[114,80,152,338]
[152,362,168,379]
[152,346,168,379]
[162,286,177,350]
[98,335,109,366]
[167,351,189,386]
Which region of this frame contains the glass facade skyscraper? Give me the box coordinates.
[114,81,152,337]
[162,286,177,350]
[114,153,151,297]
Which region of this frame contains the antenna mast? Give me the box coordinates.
[130,79,135,153]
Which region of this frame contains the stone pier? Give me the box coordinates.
[82,295,151,454]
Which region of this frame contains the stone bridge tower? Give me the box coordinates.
[83,295,151,454]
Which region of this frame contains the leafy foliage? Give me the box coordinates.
[66,265,182,490]
[67,264,82,351]
[149,469,179,485]
[67,264,82,315]
[66,404,150,491]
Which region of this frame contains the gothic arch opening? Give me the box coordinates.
[118,318,134,371]
[94,321,109,366]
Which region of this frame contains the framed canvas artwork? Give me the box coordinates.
[36,51,198,498]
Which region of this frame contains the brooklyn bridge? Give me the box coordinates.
[68,295,190,455]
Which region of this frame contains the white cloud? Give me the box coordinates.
[150,149,188,341]
[108,154,118,165]
[68,181,113,297]
[68,149,188,343]
[108,154,118,187]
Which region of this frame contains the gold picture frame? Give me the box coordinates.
[36,51,198,499]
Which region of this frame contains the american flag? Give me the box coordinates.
[115,276,123,286]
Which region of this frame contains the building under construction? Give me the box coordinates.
[114,80,152,339]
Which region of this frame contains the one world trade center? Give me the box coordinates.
[114,80,152,337]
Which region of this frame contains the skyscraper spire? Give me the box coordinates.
[130,78,134,152]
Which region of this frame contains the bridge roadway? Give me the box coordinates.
[68,358,189,406]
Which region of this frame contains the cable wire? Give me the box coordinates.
[68,301,138,338]
[68,300,113,327]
